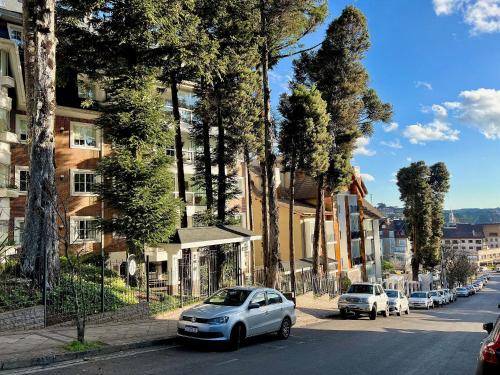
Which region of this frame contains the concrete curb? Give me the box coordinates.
[0,336,177,371]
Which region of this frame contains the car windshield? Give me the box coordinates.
[386,290,398,298]
[204,289,252,306]
[429,291,437,296]
[411,292,427,298]
[457,288,466,291]
[347,284,373,294]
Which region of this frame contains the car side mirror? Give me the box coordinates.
[483,322,494,334]
[248,302,260,310]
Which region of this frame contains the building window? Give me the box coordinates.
[7,24,23,46]
[71,170,96,195]
[14,217,24,245]
[71,217,99,243]
[70,122,100,149]
[15,166,29,193]
[16,115,28,143]
[0,220,8,243]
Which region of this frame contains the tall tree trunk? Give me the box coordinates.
[245,150,255,284]
[260,2,279,288]
[200,79,214,213]
[321,188,328,277]
[288,162,296,295]
[260,160,269,278]
[21,0,59,286]
[216,93,226,224]
[312,176,323,277]
[170,72,187,228]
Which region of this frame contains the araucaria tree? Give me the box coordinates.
[258,0,327,288]
[397,161,449,280]
[21,0,60,286]
[294,5,392,278]
[278,84,330,293]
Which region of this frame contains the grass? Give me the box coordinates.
[62,340,104,352]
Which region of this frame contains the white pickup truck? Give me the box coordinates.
[338,282,389,320]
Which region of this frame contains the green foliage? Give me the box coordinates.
[294,5,392,193]
[0,286,41,313]
[382,260,395,273]
[340,276,352,293]
[96,71,181,253]
[429,162,450,268]
[279,84,331,179]
[443,246,477,287]
[63,340,103,352]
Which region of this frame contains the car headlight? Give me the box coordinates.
[207,316,230,325]
[359,297,370,303]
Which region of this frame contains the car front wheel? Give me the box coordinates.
[229,324,245,351]
[396,305,402,316]
[277,317,291,340]
[370,306,377,320]
[382,304,389,318]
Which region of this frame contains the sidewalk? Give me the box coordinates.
[0,292,338,371]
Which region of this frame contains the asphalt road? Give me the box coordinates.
[7,275,500,375]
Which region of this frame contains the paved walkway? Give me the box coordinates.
[0,293,338,370]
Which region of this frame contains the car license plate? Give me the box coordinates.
[185,326,198,333]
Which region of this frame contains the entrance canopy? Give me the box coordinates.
[171,225,261,250]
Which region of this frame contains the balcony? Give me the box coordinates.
[0,173,18,198]
[0,130,19,144]
[174,191,207,207]
[165,105,193,126]
[167,148,195,164]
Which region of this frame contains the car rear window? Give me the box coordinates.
[347,284,373,294]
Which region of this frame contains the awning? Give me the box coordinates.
[171,225,262,249]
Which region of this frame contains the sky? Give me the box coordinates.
[268,0,500,210]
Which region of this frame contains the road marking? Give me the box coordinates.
[2,345,180,375]
[215,358,239,366]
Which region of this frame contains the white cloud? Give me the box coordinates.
[415,81,433,90]
[447,88,500,139]
[434,0,500,34]
[380,139,403,149]
[382,122,399,132]
[406,157,413,162]
[353,137,376,156]
[360,173,375,182]
[431,104,448,117]
[403,119,460,144]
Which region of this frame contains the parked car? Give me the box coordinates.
[338,283,389,320]
[456,287,470,297]
[467,285,476,295]
[385,289,410,316]
[472,284,481,293]
[429,290,444,307]
[474,281,484,290]
[177,287,296,350]
[445,288,456,302]
[409,291,433,310]
[476,315,500,374]
[438,289,450,304]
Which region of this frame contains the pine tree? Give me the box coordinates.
[96,71,181,255]
[279,84,330,293]
[294,5,392,278]
[397,162,433,281]
[21,0,59,286]
[429,162,450,269]
[258,0,327,288]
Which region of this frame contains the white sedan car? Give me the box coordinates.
[338,283,389,320]
[385,289,410,316]
[409,291,434,310]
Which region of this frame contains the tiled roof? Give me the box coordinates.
[443,224,485,239]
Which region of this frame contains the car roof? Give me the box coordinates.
[385,289,399,292]
[228,286,281,293]
[351,282,378,286]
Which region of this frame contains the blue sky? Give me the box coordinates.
[269,0,500,209]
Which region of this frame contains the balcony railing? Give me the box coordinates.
[0,173,17,190]
[167,148,195,163]
[165,106,193,125]
[173,192,207,207]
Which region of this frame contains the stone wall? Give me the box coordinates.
[0,305,44,332]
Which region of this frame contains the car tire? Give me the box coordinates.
[354,312,360,319]
[370,306,377,320]
[426,304,430,310]
[340,309,347,320]
[397,305,401,317]
[277,318,291,340]
[229,323,245,351]
[405,307,410,315]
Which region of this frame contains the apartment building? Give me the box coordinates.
[250,164,384,283]
[379,219,412,272]
[442,224,487,262]
[0,4,253,293]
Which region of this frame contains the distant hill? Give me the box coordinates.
[376,204,500,224]
[445,208,500,224]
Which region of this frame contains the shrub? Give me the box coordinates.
[341,276,352,293]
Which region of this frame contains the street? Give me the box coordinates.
[6,275,500,375]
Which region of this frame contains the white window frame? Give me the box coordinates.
[14,217,24,245]
[70,169,98,196]
[15,166,29,194]
[15,114,28,143]
[7,24,23,47]
[70,122,101,150]
[70,216,100,243]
